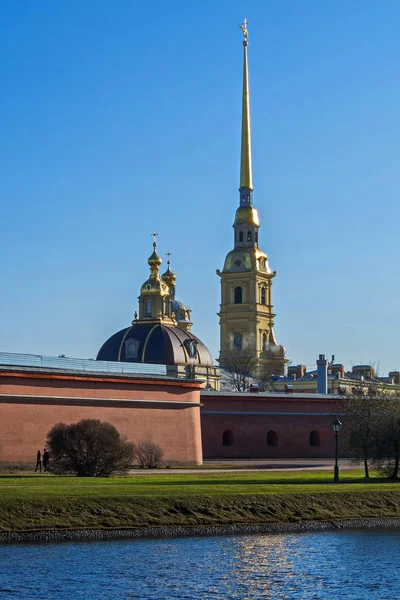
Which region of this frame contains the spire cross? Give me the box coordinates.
[166,250,172,265]
[239,17,249,39]
[151,230,158,247]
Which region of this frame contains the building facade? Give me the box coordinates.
[217,21,286,378]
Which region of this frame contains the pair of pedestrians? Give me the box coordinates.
[34,449,50,473]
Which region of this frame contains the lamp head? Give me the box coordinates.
[332,417,342,433]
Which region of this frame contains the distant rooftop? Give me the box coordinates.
[0,352,167,378]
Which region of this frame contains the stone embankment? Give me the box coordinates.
[2,518,400,545]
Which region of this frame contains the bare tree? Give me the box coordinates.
[220,351,259,392]
[342,389,382,478]
[135,441,164,468]
[372,395,400,480]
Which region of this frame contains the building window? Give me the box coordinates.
[262,333,267,352]
[261,287,266,305]
[144,297,152,317]
[239,231,244,242]
[255,231,258,244]
[233,332,242,351]
[222,430,234,446]
[309,431,320,447]
[267,430,278,447]
[234,286,242,304]
[247,231,252,241]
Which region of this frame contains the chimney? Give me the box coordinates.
[389,371,400,384]
[331,364,345,378]
[317,354,328,394]
[287,365,306,379]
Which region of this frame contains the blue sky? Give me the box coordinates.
[1,1,400,374]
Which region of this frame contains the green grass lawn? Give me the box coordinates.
[0,469,398,498]
[0,470,399,532]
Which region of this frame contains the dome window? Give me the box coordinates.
[239,231,244,242]
[124,338,140,359]
[233,332,242,351]
[184,339,198,358]
[247,231,252,241]
[144,297,152,317]
[234,286,242,304]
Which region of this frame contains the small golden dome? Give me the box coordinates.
[162,264,176,285]
[148,244,162,268]
[234,206,260,227]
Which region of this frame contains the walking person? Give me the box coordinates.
[42,449,50,473]
[35,450,42,473]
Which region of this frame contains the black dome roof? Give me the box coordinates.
[96,322,213,366]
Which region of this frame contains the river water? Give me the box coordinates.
[0,530,399,599]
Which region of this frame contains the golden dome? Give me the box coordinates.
[234,206,260,227]
[148,245,162,268]
[223,247,271,273]
[161,263,176,285]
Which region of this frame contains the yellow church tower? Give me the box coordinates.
[217,19,286,377]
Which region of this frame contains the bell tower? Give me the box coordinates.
[217,19,286,377]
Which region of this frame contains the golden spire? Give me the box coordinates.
[239,17,253,193]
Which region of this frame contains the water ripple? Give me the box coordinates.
[0,530,398,599]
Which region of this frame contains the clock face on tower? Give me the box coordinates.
[234,258,242,268]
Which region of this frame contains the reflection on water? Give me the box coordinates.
[0,529,399,599]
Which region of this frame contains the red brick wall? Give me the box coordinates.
[201,393,343,459]
[0,372,203,465]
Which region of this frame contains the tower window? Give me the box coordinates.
[261,287,266,305]
[247,231,252,241]
[309,431,320,447]
[233,332,242,351]
[222,430,234,446]
[267,430,278,447]
[262,333,267,351]
[239,231,244,242]
[255,231,258,244]
[234,286,242,304]
[144,297,152,317]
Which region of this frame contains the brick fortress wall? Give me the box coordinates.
[201,391,343,459]
[0,370,203,465]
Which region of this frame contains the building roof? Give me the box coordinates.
[201,389,342,400]
[97,322,213,366]
[0,351,177,381]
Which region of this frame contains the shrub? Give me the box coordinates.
[46,419,136,477]
[135,440,164,468]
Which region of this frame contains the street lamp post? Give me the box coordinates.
[332,417,342,483]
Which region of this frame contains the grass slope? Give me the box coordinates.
[0,471,399,532]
